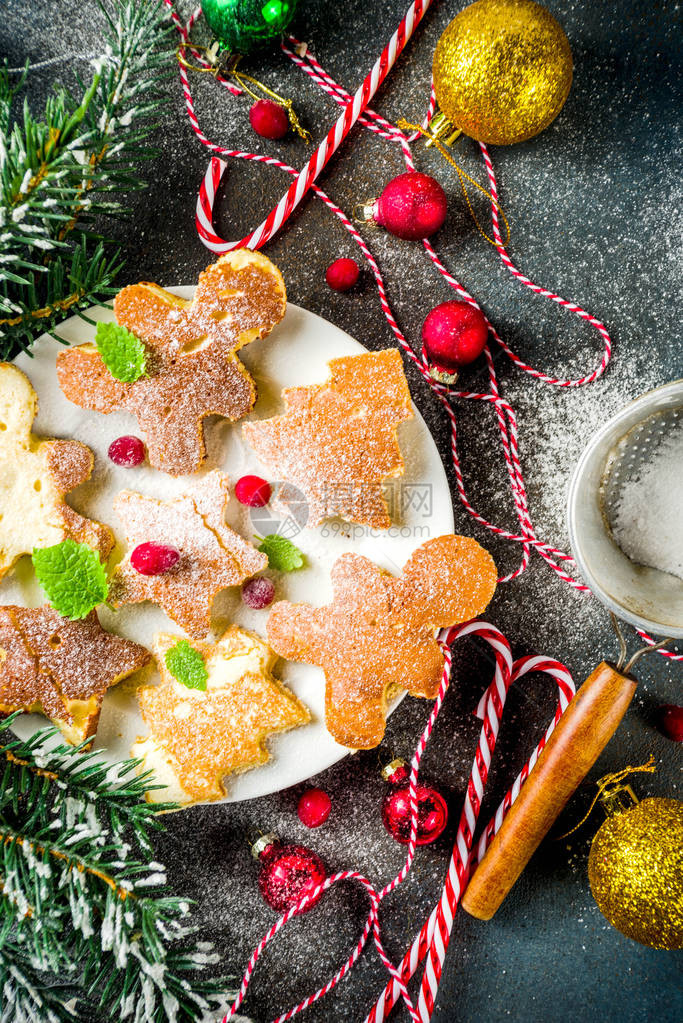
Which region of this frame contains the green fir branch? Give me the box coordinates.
[0,720,235,1022]
[0,0,174,359]
[0,943,79,1023]
[0,717,174,852]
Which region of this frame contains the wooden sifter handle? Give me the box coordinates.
[461,661,637,921]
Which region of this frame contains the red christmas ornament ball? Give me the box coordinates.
[130,542,180,576]
[258,841,327,913]
[249,99,289,140]
[382,777,448,846]
[422,300,489,373]
[235,474,271,507]
[657,704,683,742]
[298,788,331,828]
[325,257,360,292]
[374,171,447,240]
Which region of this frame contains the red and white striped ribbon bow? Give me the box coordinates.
[221,622,575,1022]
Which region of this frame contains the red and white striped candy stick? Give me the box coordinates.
[366,652,575,1023]
[196,0,433,253]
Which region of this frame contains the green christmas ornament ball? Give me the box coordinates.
[201,0,300,54]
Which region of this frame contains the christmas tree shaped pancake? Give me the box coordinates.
[0,606,150,745]
[243,348,413,529]
[132,626,310,805]
[267,534,498,749]
[0,364,113,580]
[109,471,267,638]
[57,250,286,476]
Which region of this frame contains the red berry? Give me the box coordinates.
[325,258,360,292]
[235,475,271,508]
[375,171,447,240]
[422,300,489,372]
[108,435,146,467]
[298,788,331,828]
[130,542,180,576]
[249,99,289,140]
[242,577,276,610]
[657,704,683,742]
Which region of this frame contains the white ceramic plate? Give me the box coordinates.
[5,292,454,803]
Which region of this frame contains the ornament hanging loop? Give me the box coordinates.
[229,58,311,142]
[353,199,379,225]
[175,41,225,78]
[555,755,657,839]
[397,118,510,248]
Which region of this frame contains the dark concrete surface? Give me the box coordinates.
[2,1,682,1021]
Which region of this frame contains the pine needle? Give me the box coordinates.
[0,0,174,360]
[0,718,234,1021]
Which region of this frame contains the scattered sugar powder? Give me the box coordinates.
[611,423,683,580]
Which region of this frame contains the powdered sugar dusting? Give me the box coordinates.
[611,423,683,580]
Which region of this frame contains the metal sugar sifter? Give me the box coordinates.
[568,378,683,638]
[461,380,683,922]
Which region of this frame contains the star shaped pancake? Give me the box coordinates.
[243,349,413,529]
[109,472,267,638]
[0,364,113,581]
[56,250,287,476]
[132,626,310,805]
[0,605,150,745]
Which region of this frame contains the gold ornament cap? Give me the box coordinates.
[432,0,573,145]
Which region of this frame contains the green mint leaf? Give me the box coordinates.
[165,640,208,691]
[95,321,147,383]
[32,540,109,620]
[257,534,305,572]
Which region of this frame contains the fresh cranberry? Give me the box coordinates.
[325,258,360,292]
[249,99,289,140]
[657,704,683,742]
[235,475,271,507]
[242,577,276,610]
[298,788,332,828]
[130,542,180,576]
[108,435,146,467]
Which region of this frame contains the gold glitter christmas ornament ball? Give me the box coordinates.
[588,797,683,950]
[432,0,573,145]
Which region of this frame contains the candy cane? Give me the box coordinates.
[192,0,433,252]
[367,653,575,1023]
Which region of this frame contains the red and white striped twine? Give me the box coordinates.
[220,621,575,1023]
[168,0,681,663]
[158,3,680,1017]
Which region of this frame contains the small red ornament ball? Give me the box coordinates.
[235,475,271,507]
[374,172,447,240]
[108,435,146,467]
[382,779,448,846]
[130,542,180,576]
[657,704,683,742]
[422,300,489,373]
[298,788,331,828]
[325,258,360,292]
[249,99,289,140]
[258,841,327,913]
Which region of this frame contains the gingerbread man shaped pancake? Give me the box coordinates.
[57,250,286,476]
[0,364,113,580]
[267,535,497,749]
